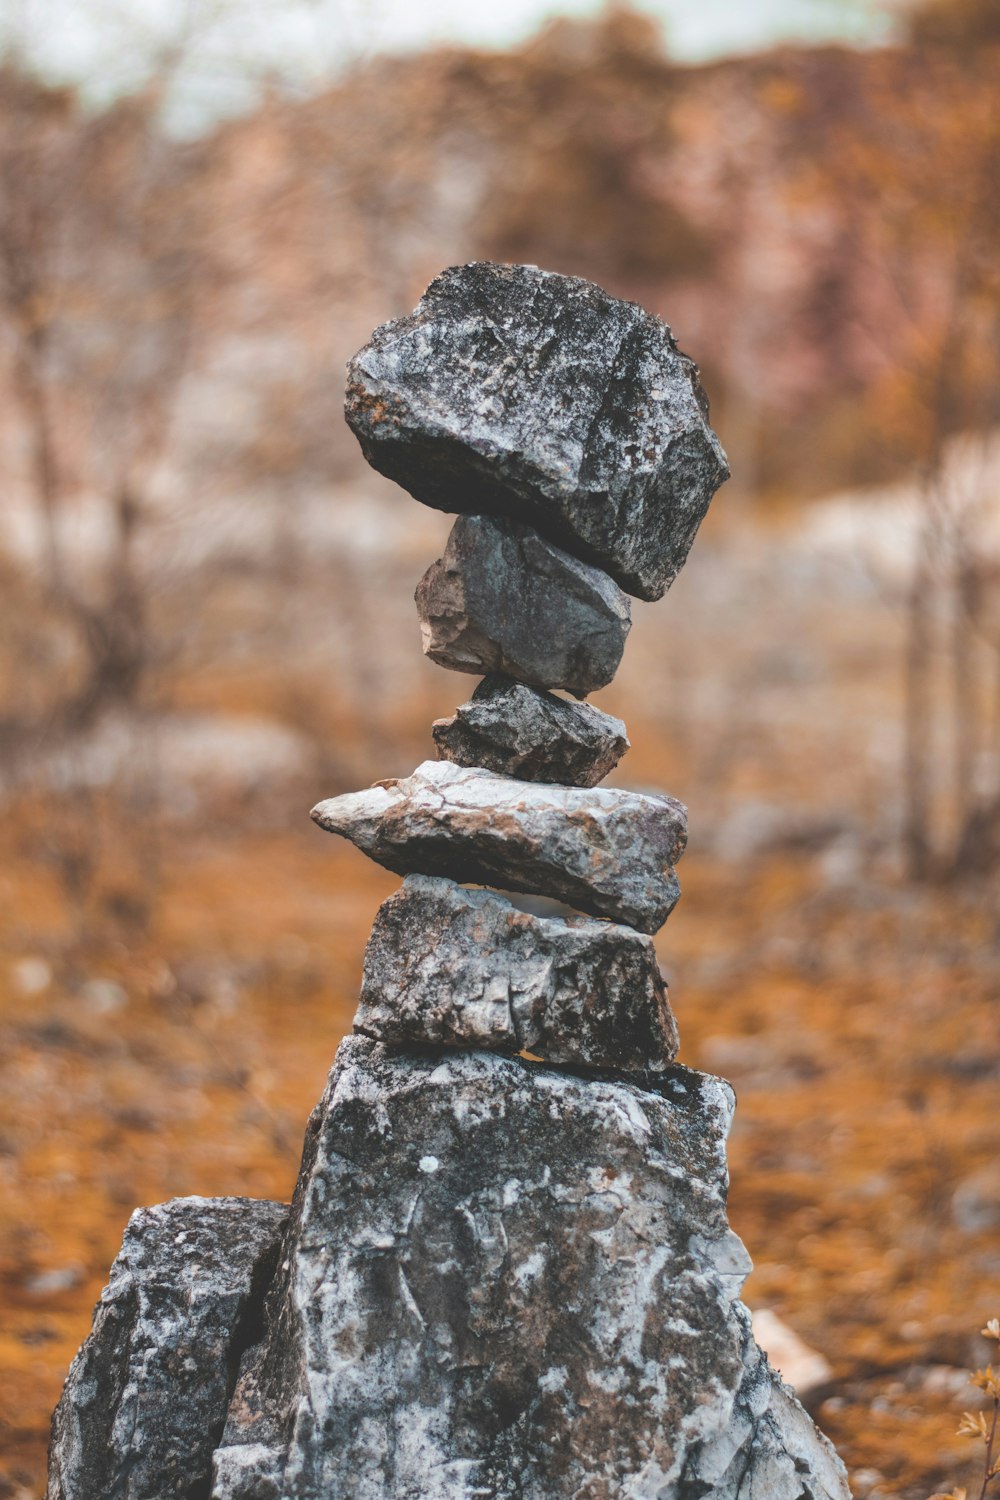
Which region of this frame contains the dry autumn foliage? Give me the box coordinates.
[930,1319,1000,1500]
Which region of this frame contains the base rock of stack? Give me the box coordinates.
[211,1038,849,1500]
[47,1196,287,1500]
[311,759,686,933]
[346,261,730,601]
[433,675,629,787]
[356,875,678,1070]
[416,515,631,697]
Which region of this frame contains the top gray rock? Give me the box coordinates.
[345,262,729,601]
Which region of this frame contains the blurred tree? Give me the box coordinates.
[0,66,212,738]
[0,60,218,944]
[815,36,1000,877]
[910,0,1000,46]
[476,9,712,291]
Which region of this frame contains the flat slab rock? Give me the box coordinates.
[433,674,629,787]
[47,1195,288,1500]
[345,261,729,601]
[356,875,678,1071]
[311,759,686,933]
[416,515,630,697]
[213,1037,850,1499]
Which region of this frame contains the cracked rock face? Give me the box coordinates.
[47,1196,288,1500]
[677,1302,851,1499]
[346,261,729,601]
[415,515,630,696]
[433,675,629,787]
[311,759,687,933]
[213,1037,849,1500]
[355,875,678,1070]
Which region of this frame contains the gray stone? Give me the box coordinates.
[416,515,630,697]
[346,261,729,601]
[677,1303,851,1499]
[213,1037,850,1499]
[47,1195,288,1500]
[310,759,686,934]
[433,675,629,787]
[355,875,678,1071]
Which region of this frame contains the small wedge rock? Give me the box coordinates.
[311,759,686,934]
[356,875,678,1070]
[433,675,629,787]
[47,1196,288,1500]
[346,261,729,600]
[416,515,630,696]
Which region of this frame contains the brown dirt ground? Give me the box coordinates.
[1,811,998,1499]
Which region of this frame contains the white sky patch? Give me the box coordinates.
[1,0,896,134]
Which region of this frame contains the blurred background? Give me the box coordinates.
[0,0,998,1494]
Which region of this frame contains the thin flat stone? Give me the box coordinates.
[346,261,729,601]
[433,674,629,787]
[355,875,678,1070]
[415,515,630,697]
[212,1038,850,1499]
[47,1196,288,1500]
[310,759,686,934]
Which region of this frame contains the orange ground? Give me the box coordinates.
[1,817,998,1499]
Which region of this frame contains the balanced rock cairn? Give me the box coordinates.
[48,264,851,1500]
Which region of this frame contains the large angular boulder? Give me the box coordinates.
[356,875,678,1070]
[212,1038,850,1499]
[311,759,687,933]
[433,674,629,787]
[346,262,729,600]
[415,515,631,696]
[47,1196,288,1500]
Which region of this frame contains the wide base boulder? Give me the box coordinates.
[210,1038,848,1499]
[47,1044,849,1500]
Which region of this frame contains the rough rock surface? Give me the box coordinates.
[213,1037,850,1499]
[311,759,687,933]
[355,875,678,1070]
[47,1196,288,1500]
[677,1302,851,1498]
[346,261,729,601]
[416,515,630,696]
[433,674,629,787]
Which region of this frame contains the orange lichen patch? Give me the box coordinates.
[345,382,395,426]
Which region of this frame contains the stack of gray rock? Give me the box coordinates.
[48,264,851,1500]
